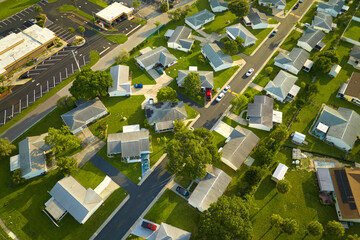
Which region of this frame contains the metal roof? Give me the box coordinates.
[201,43,233,68]
[298,27,325,50]
[136,46,177,69]
[185,9,215,28]
[226,23,258,45]
[177,70,214,89]
[264,70,298,100]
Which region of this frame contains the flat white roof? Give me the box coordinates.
[189,66,198,71]
[123,124,140,133]
[0,24,56,74]
[0,33,23,54]
[108,65,131,95]
[95,2,132,22]
[10,155,20,171]
[289,85,300,97]
[317,122,329,133]
[293,131,306,143]
[272,110,283,124]
[272,163,288,181]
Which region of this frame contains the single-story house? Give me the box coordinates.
[220,126,259,170]
[226,23,258,47]
[274,48,310,75]
[185,9,215,30]
[188,165,231,212]
[61,98,108,134]
[264,70,300,102]
[44,176,104,224]
[347,45,360,70]
[291,131,306,145]
[271,163,288,182]
[316,168,335,192]
[10,133,51,180]
[155,223,191,240]
[329,64,341,78]
[312,105,360,151]
[338,72,360,106]
[297,28,325,52]
[107,124,150,163]
[247,95,282,131]
[312,12,333,33]
[329,168,360,223]
[108,65,131,97]
[167,26,194,52]
[209,0,228,12]
[177,69,214,90]
[258,0,286,14]
[317,0,345,17]
[201,43,233,72]
[136,46,177,71]
[243,8,269,29]
[95,2,133,28]
[145,101,187,132]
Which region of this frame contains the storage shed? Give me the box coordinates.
[292,131,306,145]
[271,163,288,182]
[316,168,334,192]
[329,64,341,78]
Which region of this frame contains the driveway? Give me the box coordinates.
[213,121,234,138]
[131,219,159,239]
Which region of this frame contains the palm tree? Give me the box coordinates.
[77,26,85,37]
[34,6,43,14]
[132,0,141,12]
[154,21,161,37]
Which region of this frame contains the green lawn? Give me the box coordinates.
[87,0,108,8]
[343,20,360,42]
[280,30,302,51]
[213,131,226,149]
[300,3,317,24]
[0,0,39,21]
[144,189,201,237]
[58,5,95,21]
[71,161,105,189]
[126,58,155,85]
[285,0,299,11]
[252,51,281,87]
[184,104,199,119]
[203,10,238,34]
[98,33,128,44]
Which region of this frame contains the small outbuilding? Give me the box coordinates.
[291,131,306,145]
[316,168,334,192]
[271,163,288,182]
[329,64,341,78]
[95,2,133,28]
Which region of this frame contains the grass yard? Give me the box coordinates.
[299,3,317,24]
[252,51,281,87]
[343,20,360,42]
[213,131,226,149]
[184,104,199,119]
[145,189,201,237]
[126,58,155,85]
[71,161,105,189]
[58,5,95,21]
[285,0,299,11]
[204,10,238,34]
[0,0,39,21]
[87,0,108,8]
[98,32,128,44]
[280,30,302,51]
[131,18,147,25]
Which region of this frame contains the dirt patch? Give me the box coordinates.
[308,156,351,170]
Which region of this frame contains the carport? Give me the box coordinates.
[95,2,133,28]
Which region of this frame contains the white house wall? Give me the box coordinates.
[267,91,285,102]
[23,169,46,180]
[313,25,330,33]
[109,90,129,97]
[252,22,269,29]
[248,123,271,131]
[326,136,351,151]
[297,41,312,52]
[80,201,103,224]
[221,157,238,171]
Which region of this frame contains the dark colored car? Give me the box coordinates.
[134,83,143,88]
[269,29,278,38]
[155,67,163,75]
[293,3,299,10]
[176,186,190,198]
[141,221,157,231]
[206,89,212,101]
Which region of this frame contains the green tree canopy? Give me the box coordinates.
[319,50,340,64]
[276,179,291,194]
[198,196,253,240]
[69,68,113,100]
[281,218,299,235]
[325,220,345,237]
[68,27,75,35]
[224,39,239,55]
[244,166,264,186]
[347,234,360,240]
[271,124,289,142]
[0,138,16,158]
[253,145,274,166]
[166,128,221,180]
[183,72,201,97]
[77,26,85,36]
[160,2,169,12]
[45,126,81,155]
[56,156,77,175]
[307,220,324,236]
[157,86,178,102]
[56,96,75,110]
[114,49,130,65]
[229,0,250,18]
[270,214,283,229]
[34,5,43,13]
[12,169,25,185]
[265,66,273,75]
[132,0,141,11]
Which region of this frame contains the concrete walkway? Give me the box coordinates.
[249,82,264,91]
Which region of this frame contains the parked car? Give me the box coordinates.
[222,85,230,93]
[304,23,311,27]
[155,67,163,75]
[176,186,190,198]
[216,92,225,102]
[206,89,212,101]
[246,68,254,77]
[148,98,154,104]
[134,83,143,88]
[269,29,278,38]
[293,3,299,10]
[141,221,157,231]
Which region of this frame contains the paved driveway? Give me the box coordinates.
[131,219,159,239]
[214,121,234,138]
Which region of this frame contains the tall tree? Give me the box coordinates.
[166,128,221,180]
[77,26,85,37]
[313,56,332,73]
[69,68,113,100]
[68,27,75,35]
[157,86,177,102]
[45,126,81,155]
[56,96,75,110]
[228,0,250,18]
[307,221,324,237]
[325,220,345,238]
[56,156,77,175]
[281,218,299,235]
[154,21,161,36]
[183,72,201,97]
[12,169,25,185]
[347,234,360,240]
[114,49,130,65]
[0,138,16,158]
[270,214,283,229]
[272,124,289,142]
[265,66,273,75]
[224,39,238,55]
[276,179,291,194]
[132,0,141,11]
[243,166,264,186]
[34,5,43,14]
[160,2,169,12]
[198,196,253,240]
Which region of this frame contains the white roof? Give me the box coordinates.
[293,131,305,143]
[140,46,152,55]
[165,29,174,38]
[0,24,56,74]
[272,163,288,181]
[289,85,300,97]
[108,65,131,95]
[272,110,283,123]
[316,168,335,192]
[45,197,67,220]
[123,124,140,133]
[304,59,314,69]
[317,122,329,133]
[189,66,198,71]
[95,2,132,22]
[10,154,20,171]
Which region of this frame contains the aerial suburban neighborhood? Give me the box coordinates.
[0,0,360,238]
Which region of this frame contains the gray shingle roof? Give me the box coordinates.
[221,126,259,170]
[201,43,233,68]
[107,129,149,157]
[259,0,286,6]
[350,45,360,59]
[167,26,192,46]
[226,23,258,45]
[264,70,298,100]
[317,0,344,13]
[145,101,187,124]
[275,48,310,71]
[108,65,131,94]
[312,12,333,31]
[247,8,268,25]
[177,70,214,89]
[18,133,50,177]
[298,28,325,49]
[61,98,107,132]
[185,9,215,28]
[49,176,103,223]
[247,95,274,129]
[209,0,228,9]
[344,72,360,99]
[317,105,360,149]
[155,223,191,240]
[136,46,177,69]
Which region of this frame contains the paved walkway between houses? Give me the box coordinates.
[227,112,248,125]
[249,82,264,91]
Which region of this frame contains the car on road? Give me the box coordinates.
[216,92,225,102]
[176,186,190,198]
[293,3,299,10]
[269,29,278,38]
[206,89,212,101]
[134,83,143,88]
[141,221,157,231]
[223,85,230,93]
[246,68,254,77]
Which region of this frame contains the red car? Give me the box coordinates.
[206,89,212,101]
[141,221,157,231]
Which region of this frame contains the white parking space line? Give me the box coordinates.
[29,72,40,76]
[40,63,55,66]
[1,22,7,26]
[19,12,26,16]
[5,19,12,24]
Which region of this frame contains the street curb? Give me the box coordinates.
[121,176,175,240]
[90,194,130,240]
[209,104,232,132]
[138,153,167,186]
